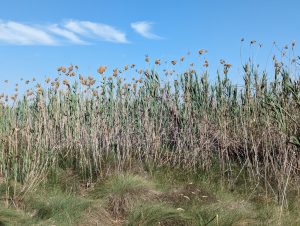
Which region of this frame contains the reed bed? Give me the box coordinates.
[0,41,299,207]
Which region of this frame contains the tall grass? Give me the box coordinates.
[0,41,299,208]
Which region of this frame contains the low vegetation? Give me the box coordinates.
[1,165,300,225]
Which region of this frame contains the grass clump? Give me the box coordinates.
[196,199,256,225]
[0,208,32,226]
[125,203,193,226]
[92,173,160,217]
[24,190,92,225]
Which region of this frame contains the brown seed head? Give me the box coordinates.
[97,66,107,74]
[224,63,232,68]
[203,60,209,67]
[198,49,204,55]
[145,56,150,62]
[68,65,73,72]
[113,68,118,77]
[45,78,51,83]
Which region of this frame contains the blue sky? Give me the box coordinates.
[0,0,299,91]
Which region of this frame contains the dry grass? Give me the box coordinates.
[0,40,299,216]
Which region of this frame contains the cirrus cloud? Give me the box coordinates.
[64,20,129,44]
[0,19,162,45]
[131,21,162,40]
[0,20,129,45]
[0,21,57,45]
[47,24,86,45]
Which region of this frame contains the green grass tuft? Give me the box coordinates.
[125,203,193,226]
[0,208,32,226]
[92,173,160,217]
[24,190,91,225]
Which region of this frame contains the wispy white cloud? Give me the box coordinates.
[0,20,129,45]
[0,20,162,45]
[131,21,162,40]
[63,20,89,36]
[64,20,129,43]
[47,24,86,45]
[0,21,57,45]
